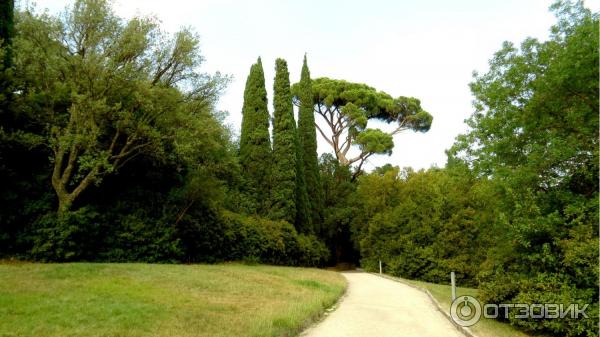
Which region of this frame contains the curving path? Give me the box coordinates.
[301,271,465,337]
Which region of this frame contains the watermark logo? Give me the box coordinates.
[450,296,481,327]
[450,296,590,327]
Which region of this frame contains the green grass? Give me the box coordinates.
[0,262,346,337]
[396,277,541,337]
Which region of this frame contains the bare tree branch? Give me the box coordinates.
[315,123,334,147]
[352,152,373,181]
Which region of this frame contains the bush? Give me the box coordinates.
[30,207,101,261]
[296,234,330,267]
[174,206,227,263]
[25,205,329,267]
[479,272,598,337]
[101,213,182,263]
[220,211,329,266]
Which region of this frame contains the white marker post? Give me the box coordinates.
[379,260,382,275]
[451,271,456,301]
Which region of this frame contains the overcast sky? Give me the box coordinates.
[35,0,600,171]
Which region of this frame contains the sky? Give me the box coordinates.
[33,0,600,171]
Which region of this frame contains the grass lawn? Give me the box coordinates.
[0,262,346,337]
[398,278,547,337]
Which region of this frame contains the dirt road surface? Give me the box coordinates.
[301,271,465,337]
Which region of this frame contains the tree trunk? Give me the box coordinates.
[51,144,98,214]
[56,191,73,214]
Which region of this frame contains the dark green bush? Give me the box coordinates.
[101,213,182,263]
[296,234,330,267]
[479,272,598,337]
[220,211,329,266]
[174,206,226,263]
[30,207,101,261]
[24,205,329,267]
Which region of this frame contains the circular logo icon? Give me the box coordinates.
[450,295,482,327]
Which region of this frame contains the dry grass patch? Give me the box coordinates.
[0,263,346,337]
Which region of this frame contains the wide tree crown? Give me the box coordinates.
[307,77,432,132]
[292,77,432,177]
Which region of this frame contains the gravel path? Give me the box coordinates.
[301,271,465,337]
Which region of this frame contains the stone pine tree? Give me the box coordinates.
[270,58,305,225]
[296,55,323,232]
[239,58,272,214]
[294,77,432,180]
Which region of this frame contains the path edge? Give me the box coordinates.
[298,273,350,336]
[370,272,480,337]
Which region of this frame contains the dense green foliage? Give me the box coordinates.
[297,55,324,232]
[175,210,328,266]
[355,165,499,286]
[0,0,13,67]
[0,0,14,121]
[356,2,598,337]
[219,212,328,266]
[270,59,302,224]
[0,0,329,266]
[318,153,359,264]
[239,58,272,215]
[8,0,230,215]
[2,0,230,254]
[294,135,311,232]
[452,2,599,336]
[0,2,597,336]
[0,0,429,268]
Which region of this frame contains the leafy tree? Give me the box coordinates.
[296,55,323,231]
[0,0,14,116]
[293,78,432,178]
[0,0,13,68]
[270,58,300,224]
[12,0,225,213]
[4,0,232,260]
[318,153,358,264]
[0,0,333,267]
[0,0,49,255]
[355,165,495,286]
[451,1,598,335]
[239,58,272,215]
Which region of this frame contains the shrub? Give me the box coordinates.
[101,213,182,263]
[220,211,329,266]
[30,207,101,261]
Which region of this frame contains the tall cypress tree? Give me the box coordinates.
[294,94,310,232]
[295,144,311,232]
[239,58,271,214]
[0,0,14,251]
[297,55,323,232]
[270,58,300,224]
